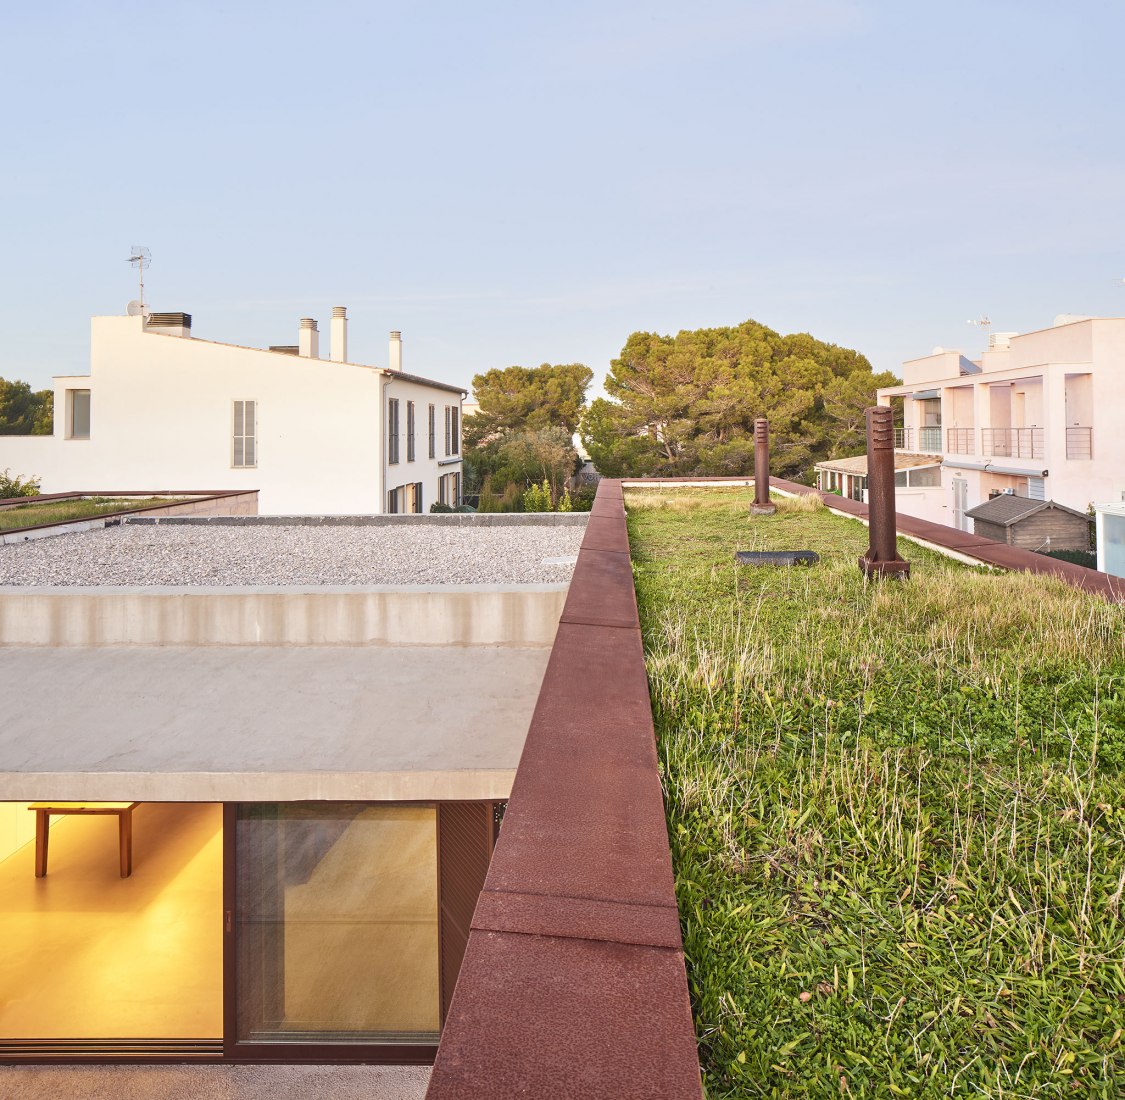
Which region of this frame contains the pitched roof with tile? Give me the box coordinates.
[964,496,1090,526]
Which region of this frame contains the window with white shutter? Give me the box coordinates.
[233,400,257,468]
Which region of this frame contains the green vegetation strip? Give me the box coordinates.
[627,488,1125,1099]
[0,497,175,531]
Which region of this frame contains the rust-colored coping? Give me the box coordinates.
[426,477,703,1099]
[620,475,1124,601]
[0,490,259,537]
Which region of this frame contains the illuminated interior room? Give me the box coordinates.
[0,801,223,1042]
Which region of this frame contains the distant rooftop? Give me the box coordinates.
[964,495,1089,527]
[815,452,940,476]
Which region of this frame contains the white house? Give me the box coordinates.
[0,307,466,515]
[868,315,1124,530]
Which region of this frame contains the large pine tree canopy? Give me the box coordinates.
[580,320,899,482]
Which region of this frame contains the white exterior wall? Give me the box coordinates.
[0,316,464,515]
[383,377,465,513]
[879,317,1125,527]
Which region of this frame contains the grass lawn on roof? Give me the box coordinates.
[0,496,174,531]
[627,487,1125,1099]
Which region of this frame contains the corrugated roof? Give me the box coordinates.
[964,496,1090,526]
[815,452,941,475]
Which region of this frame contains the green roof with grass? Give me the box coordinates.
[627,487,1125,1099]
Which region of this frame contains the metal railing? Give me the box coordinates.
[946,428,974,455]
[981,427,1044,460]
[1066,426,1093,460]
[917,426,943,453]
[893,427,913,450]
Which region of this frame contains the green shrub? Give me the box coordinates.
[569,484,597,512]
[522,479,553,513]
[0,469,40,498]
[1038,547,1096,567]
[429,502,454,513]
[556,487,573,512]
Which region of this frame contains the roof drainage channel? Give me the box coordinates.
[425,479,703,1100]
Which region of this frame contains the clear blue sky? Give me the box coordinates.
[1,0,1122,394]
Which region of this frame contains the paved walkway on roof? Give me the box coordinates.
[0,1064,429,1099]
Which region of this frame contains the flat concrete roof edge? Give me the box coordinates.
[0,769,520,803]
[125,513,591,527]
[0,582,572,596]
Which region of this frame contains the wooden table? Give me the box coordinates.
[28,802,140,878]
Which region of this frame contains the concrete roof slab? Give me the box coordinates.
[0,645,549,801]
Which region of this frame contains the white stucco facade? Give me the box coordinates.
[877,316,1125,532]
[0,311,465,515]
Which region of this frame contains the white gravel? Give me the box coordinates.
[0,523,586,587]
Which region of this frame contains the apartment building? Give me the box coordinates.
[0,308,465,515]
[869,315,1125,530]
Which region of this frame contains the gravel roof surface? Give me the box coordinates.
[0,523,585,586]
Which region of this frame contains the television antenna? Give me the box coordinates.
[127,246,151,309]
[967,314,991,345]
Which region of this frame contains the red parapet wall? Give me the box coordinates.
[425,477,703,1100]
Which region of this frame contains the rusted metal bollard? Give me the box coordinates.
[859,405,910,579]
[750,418,776,515]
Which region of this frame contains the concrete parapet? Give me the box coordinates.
[123,513,589,528]
[0,584,569,647]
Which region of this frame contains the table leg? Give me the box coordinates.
[119,809,133,878]
[35,809,48,878]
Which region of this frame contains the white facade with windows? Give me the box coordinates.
[0,309,465,514]
[876,316,1125,531]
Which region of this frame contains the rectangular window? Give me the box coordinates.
[439,472,459,508]
[234,803,440,1044]
[67,389,91,440]
[451,407,460,456]
[909,466,941,488]
[407,401,416,462]
[444,407,452,457]
[388,399,400,465]
[233,400,257,467]
[413,482,424,514]
[428,405,436,459]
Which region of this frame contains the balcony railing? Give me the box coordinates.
[946,428,974,455]
[1066,426,1093,460]
[981,427,1044,460]
[893,427,913,450]
[917,426,943,453]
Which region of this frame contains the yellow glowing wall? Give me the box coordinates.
[0,803,46,865]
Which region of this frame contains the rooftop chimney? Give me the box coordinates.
[299,318,319,359]
[389,330,402,372]
[144,312,192,338]
[330,306,348,363]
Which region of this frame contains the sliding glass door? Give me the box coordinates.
[229,803,439,1057]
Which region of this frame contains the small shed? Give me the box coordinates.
[965,495,1092,552]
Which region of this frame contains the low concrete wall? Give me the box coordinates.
[0,584,569,647]
[142,491,259,518]
[125,512,588,527]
